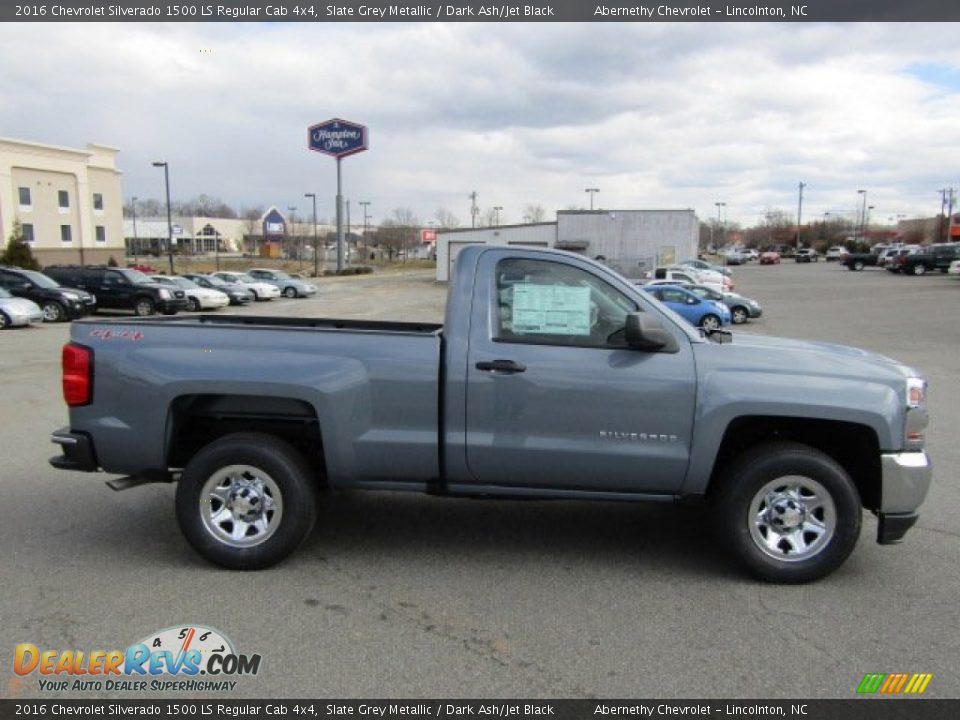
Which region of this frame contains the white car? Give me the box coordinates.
[152,276,229,311]
[211,272,281,301]
[664,264,735,292]
[0,287,43,328]
[948,259,960,276]
[825,246,849,261]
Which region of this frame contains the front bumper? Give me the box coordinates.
[7,309,43,326]
[157,297,188,313]
[49,428,98,472]
[875,451,932,544]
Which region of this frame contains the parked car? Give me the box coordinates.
[741,248,760,262]
[0,287,43,329]
[722,249,749,266]
[653,267,731,294]
[247,268,318,298]
[181,273,254,305]
[210,271,281,301]
[645,280,762,325]
[151,275,230,312]
[948,260,960,276]
[641,284,731,331]
[894,243,960,276]
[43,265,187,316]
[883,246,922,273]
[842,251,882,271]
[825,246,849,262]
[0,265,97,322]
[50,246,932,582]
[680,258,732,277]
[795,249,819,263]
[759,251,781,265]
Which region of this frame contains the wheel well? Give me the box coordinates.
[167,394,326,485]
[708,416,881,508]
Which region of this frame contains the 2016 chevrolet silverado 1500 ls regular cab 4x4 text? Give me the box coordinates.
[50,247,932,583]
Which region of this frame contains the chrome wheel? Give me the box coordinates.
[731,307,748,324]
[748,476,836,562]
[283,287,297,298]
[42,302,65,322]
[700,314,721,332]
[200,465,284,548]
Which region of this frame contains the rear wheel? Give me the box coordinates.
[0,312,9,329]
[912,264,926,276]
[283,286,297,298]
[42,301,66,323]
[853,260,865,271]
[713,442,861,583]
[731,306,749,325]
[175,432,317,569]
[134,298,155,316]
[188,297,201,312]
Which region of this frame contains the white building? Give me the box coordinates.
[435,209,699,281]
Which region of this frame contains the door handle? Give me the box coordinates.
[475,359,527,374]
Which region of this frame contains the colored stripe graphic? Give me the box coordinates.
[858,672,932,694]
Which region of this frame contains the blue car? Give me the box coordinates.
[641,284,731,331]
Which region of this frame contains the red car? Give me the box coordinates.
[760,251,781,265]
[127,263,159,274]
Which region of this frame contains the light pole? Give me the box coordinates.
[715,202,726,248]
[131,196,139,263]
[493,206,503,226]
[796,182,806,250]
[305,193,318,277]
[152,162,175,274]
[585,188,599,210]
[865,205,875,241]
[857,190,867,242]
[287,206,298,268]
[358,201,370,259]
[214,229,221,271]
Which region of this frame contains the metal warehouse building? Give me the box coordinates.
[436,209,699,281]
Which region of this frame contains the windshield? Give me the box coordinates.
[205,276,228,287]
[20,270,60,289]
[171,278,197,289]
[0,287,11,298]
[690,285,722,301]
[270,271,291,280]
[119,269,151,284]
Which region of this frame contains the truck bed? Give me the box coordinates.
[82,313,443,336]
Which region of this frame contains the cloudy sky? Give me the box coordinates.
[2,21,960,228]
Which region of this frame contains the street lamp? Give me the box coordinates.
[493,206,503,226]
[304,193,318,277]
[287,206,299,270]
[131,196,139,264]
[796,182,806,250]
[585,188,600,210]
[866,205,875,239]
[152,161,175,274]
[715,202,726,247]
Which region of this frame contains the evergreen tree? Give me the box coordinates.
[1,221,41,270]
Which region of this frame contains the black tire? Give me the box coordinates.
[175,432,317,570]
[42,301,66,323]
[134,297,155,316]
[250,289,261,301]
[712,442,862,583]
[730,306,749,325]
[853,260,864,271]
[0,311,9,329]
[912,264,926,276]
[700,314,721,332]
[188,297,201,312]
[283,286,297,299]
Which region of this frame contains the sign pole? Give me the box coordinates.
[336,156,344,273]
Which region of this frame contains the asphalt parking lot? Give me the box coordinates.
[1,262,958,699]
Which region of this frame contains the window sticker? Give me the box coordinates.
[511,283,592,336]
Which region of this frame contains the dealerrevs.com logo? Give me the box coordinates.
[14,625,261,692]
[857,672,934,695]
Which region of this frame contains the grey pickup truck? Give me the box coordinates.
[50,246,932,582]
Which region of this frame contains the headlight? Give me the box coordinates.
[906,377,926,408]
[158,288,171,300]
[61,291,80,300]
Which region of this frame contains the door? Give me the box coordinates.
[462,254,698,495]
[101,270,133,309]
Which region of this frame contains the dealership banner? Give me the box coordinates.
[3,0,960,22]
[1,700,959,720]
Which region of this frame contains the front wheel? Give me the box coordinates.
[283,287,297,298]
[713,442,861,583]
[42,301,66,323]
[175,432,317,569]
[853,260,865,271]
[134,298,155,316]
[731,306,749,325]
[912,264,927,276]
[700,314,722,332]
[0,312,9,329]
[188,297,201,312]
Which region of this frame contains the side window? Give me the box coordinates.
[494,258,637,349]
[104,271,126,286]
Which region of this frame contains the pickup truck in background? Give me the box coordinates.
[50,247,932,583]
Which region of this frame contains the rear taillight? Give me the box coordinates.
[62,343,93,407]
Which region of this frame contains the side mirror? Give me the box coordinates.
[624,313,679,353]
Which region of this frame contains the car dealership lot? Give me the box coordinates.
[1,265,958,699]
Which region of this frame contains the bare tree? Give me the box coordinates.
[434,207,460,229]
[240,206,264,254]
[522,204,547,223]
[369,208,421,261]
[478,208,499,227]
